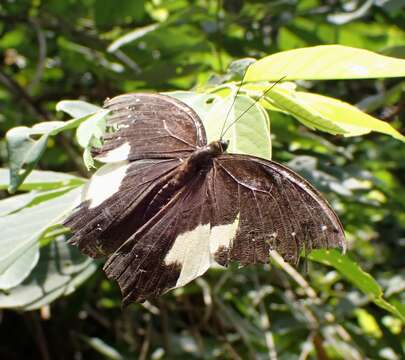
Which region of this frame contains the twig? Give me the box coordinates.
[252,271,277,360]
[214,0,224,72]
[223,343,243,360]
[0,68,48,119]
[157,299,171,356]
[114,49,141,74]
[212,311,245,360]
[27,17,47,93]
[312,332,330,360]
[269,250,317,300]
[214,297,256,360]
[24,312,51,360]
[40,305,51,320]
[83,304,111,329]
[141,300,160,315]
[57,135,90,177]
[139,314,152,360]
[183,296,205,353]
[196,277,213,325]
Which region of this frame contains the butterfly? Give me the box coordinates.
[64,93,345,306]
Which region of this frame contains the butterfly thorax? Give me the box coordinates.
[186,139,228,168]
[171,140,228,186]
[144,140,228,218]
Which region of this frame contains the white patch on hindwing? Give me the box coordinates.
[83,161,129,209]
[209,214,239,263]
[163,215,240,288]
[96,142,130,162]
[164,224,211,288]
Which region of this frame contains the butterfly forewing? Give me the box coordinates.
[94,93,207,162]
[64,158,181,257]
[64,92,345,305]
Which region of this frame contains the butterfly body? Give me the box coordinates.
[64,93,345,305]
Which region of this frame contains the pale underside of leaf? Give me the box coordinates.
[56,100,101,118]
[0,238,97,310]
[0,168,85,191]
[0,187,82,288]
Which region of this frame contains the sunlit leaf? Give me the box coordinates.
[265,87,347,135]
[246,45,405,81]
[299,91,404,140]
[56,100,101,118]
[168,91,272,159]
[76,109,109,148]
[212,95,272,159]
[355,308,383,338]
[286,90,405,141]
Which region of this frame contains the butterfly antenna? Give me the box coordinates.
[221,76,286,138]
[219,65,251,140]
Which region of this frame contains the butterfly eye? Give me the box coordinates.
[220,139,229,152]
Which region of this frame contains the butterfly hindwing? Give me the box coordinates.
[208,154,345,266]
[103,175,212,305]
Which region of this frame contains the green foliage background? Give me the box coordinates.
[0,1,404,359]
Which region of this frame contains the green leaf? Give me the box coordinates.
[6,117,87,193]
[166,91,221,125]
[309,249,405,323]
[108,23,159,52]
[56,100,101,118]
[76,109,109,169]
[0,187,82,290]
[76,109,109,149]
[94,0,145,28]
[292,91,405,141]
[0,238,97,310]
[0,168,85,191]
[214,95,272,160]
[354,308,383,338]
[265,87,347,135]
[167,91,272,159]
[246,45,405,81]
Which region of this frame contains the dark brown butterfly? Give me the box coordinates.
[64,93,345,305]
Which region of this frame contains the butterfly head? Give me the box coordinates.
[204,139,229,157]
[219,139,229,153]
